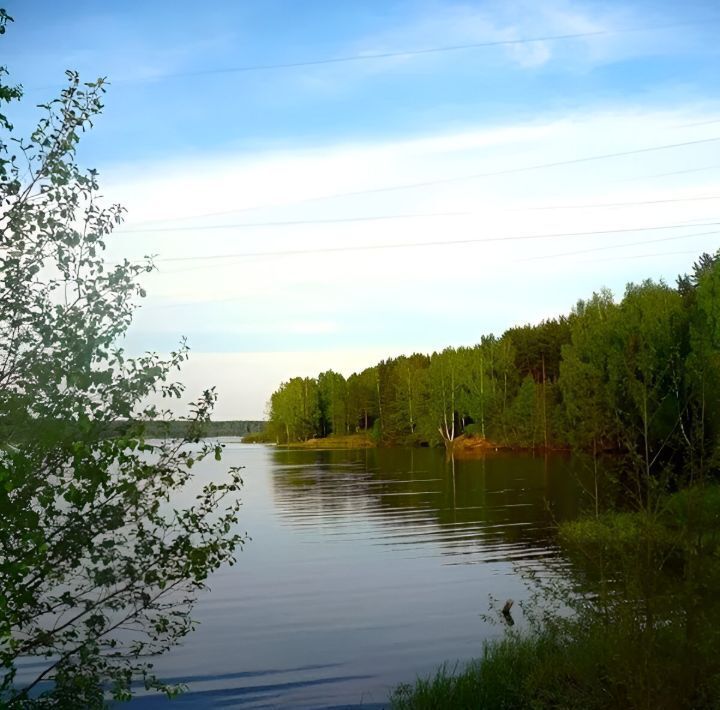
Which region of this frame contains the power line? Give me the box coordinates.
[123,136,720,227]
[148,220,720,266]
[116,164,720,232]
[145,232,717,309]
[117,195,720,234]
[120,210,471,233]
[525,194,720,212]
[620,164,720,182]
[578,248,704,265]
[676,118,720,128]
[108,19,714,83]
[27,19,717,91]
[522,228,718,261]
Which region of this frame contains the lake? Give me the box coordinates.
[132,442,591,709]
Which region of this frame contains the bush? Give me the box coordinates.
[391,489,720,709]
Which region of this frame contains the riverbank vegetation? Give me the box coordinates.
[380,253,720,707]
[1,15,244,705]
[143,419,265,438]
[266,253,720,473]
[265,253,720,708]
[391,483,720,709]
[281,432,374,449]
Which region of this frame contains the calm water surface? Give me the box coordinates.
[134,442,589,709]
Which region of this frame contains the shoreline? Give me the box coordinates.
[250,432,572,455]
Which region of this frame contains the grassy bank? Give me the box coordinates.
[243,432,375,448]
[390,485,720,710]
[390,631,592,710]
[242,431,560,453]
[390,620,720,710]
[448,434,571,456]
[281,433,375,449]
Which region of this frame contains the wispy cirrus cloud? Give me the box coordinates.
[284,0,710,96]
[110,106,720,396]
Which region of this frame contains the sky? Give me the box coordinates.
[3,0,720,419]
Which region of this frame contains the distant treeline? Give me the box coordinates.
[265,252,720,480]
[142,420,266,438]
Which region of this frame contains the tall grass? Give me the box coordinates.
[390,485,720,710]
[390,620,720,709]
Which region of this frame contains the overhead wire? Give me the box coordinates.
[117,194,720,234]
[619,164,720,182]
[523,194,720,212]
[15,16,719,320]
[521,228,719,261]
[578,248,706,264]
[145,221,720,270]
[120,135,720,228]
[143,228,719,309]
[676,118,720,128]
[97,19,717,84]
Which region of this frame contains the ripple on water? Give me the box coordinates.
[118,444,588,708]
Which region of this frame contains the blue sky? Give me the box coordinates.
[4,1,720,417]
[7,1,720,161]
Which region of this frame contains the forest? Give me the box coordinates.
[383,254,720,709]
[264,251,720,707]
[142,419,265,438]
[266,252,719,482]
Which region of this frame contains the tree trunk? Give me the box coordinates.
[407,368,415,433]
[541,353,548,449]
[643,385,650,510]
[593,435,599,518]
[376,375,383,435]
[480,349,486,439]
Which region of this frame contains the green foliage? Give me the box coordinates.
[420,348,462,446]
[263,269,720,476]
[663,484,720,535]
[141,419,265,438]
[560,289,616,450]
[389,643,533,710]
[392,487,720,709]
[393,618,720,709]
[317,370,348,437]
[267,376,320,442]
[0,31,244,705]
[504,375,539,447]
[241,429,276,443]
[384,258,720,708]
[0,10,22,140]
[462,422,483,437]
[347,367,378,433]
[504,316,571,383]
[390,626,623,710]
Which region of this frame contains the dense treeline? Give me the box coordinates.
[142,419,266,438]
[384,254,720,708]
[0,419,266,443]
[267,253,720,483]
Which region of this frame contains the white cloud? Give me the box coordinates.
[102,106,720,417]
[282,0,656,90]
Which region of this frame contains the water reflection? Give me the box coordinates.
[129,665,380,709]
[271,448,589,566]
[126,444,594,708]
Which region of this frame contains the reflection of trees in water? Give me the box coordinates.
[270,448,593,558]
